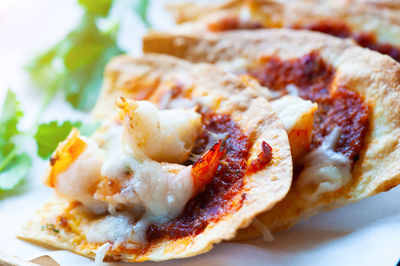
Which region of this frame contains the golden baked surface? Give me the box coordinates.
[19,54,292,262]
[143,29,400,235]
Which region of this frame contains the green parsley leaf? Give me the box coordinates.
[27,14,122,112]
[0,90,23,148]
[0,153,31,192]
[78,0,113,16]
[62,16,122,110]
[35,120,99,159]
[135,0,151,28]
[27,0,152,112]
[0,89,32,192]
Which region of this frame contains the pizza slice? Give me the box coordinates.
[18,54,293,262]
[166,0,400,63]
[143,29,400,236]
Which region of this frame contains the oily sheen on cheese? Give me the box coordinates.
[19,53,295,262]
[48,99,202,245]
[271,97,351,197]
[298,127,352,198]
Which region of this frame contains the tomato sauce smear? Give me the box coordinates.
[249,52,368,162]
[147,112,251,242]
[296,20,400,63]
[246,141,273,175]
[208,16,400,63]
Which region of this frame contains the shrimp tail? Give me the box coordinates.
[191,139,224,195]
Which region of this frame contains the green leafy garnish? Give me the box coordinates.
[0,89,23,150]
[35,120,99,159]
[0,153,31,191]
[135,0,151,28]
[27,0,151,112]
[78,0,113,16]
[27,14,122,111]
[0,90,32,192]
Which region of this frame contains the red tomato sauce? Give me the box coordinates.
[249,52,369,162]
[147,112,251,242]
[297,20,400,63]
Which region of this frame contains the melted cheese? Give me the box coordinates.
[297,127,352,199]
[87,214,133,243]
[100,152,194,223]
[55,137,107,214]
[252,218,274,242]
[94,242,111,266]
[286,84,299,97]
[271,95,317,160]
[51,99,203,245]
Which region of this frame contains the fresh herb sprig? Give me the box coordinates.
[27,0,150,112]
[0,90,32,192]
[1,0,151,195]
[35,120,99,159]
[0,89,99,194]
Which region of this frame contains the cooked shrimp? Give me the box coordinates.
[95,140,224,211]
[117,97,201,163]
[191,140,224,195]
[44,129,107,214]
[45,99,223,226]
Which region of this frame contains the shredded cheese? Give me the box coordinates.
[94,242,112,266]
[252,218,274,242]
[297,127,352,199]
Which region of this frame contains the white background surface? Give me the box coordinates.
[0,0,399,265]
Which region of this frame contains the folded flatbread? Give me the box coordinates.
[166,0,400,63]
[19,54,292,262]
[143,29,400,236]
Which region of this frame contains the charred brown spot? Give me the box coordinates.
[247,141,273,174]
[49,156,57,166]
[147,112,250,242]
[248,52,368,164]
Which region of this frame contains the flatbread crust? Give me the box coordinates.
[342,0,400,9]
[19,54,292,261]
[166,0,400,62]
[143,29,400,236]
